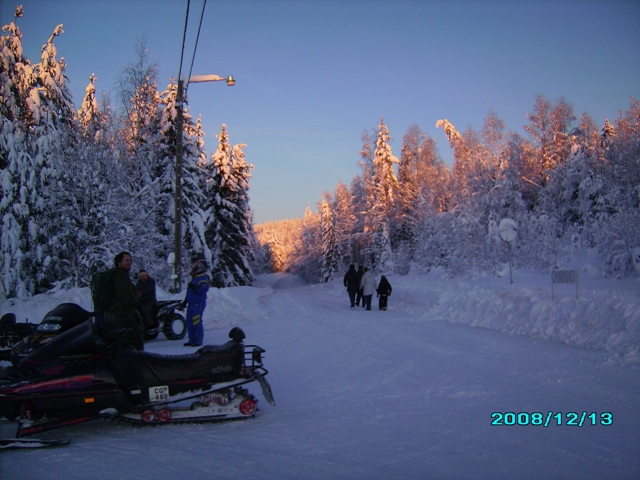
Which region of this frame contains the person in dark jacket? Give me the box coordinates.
[355,265,365,307]
[343,264,359,309]
[376,275,392,311]
[135,270,157,330]
[183,260,210,347]
[106,251,143,350]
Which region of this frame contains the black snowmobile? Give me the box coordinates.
[1,300,187,367]
[3,303,95,366]
[0,320,275,450]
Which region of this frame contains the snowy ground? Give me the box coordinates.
[0,269,638,479]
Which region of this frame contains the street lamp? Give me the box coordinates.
[188,74,236,86]
[173,73,235,292]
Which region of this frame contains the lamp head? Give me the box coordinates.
[225,75,236,86]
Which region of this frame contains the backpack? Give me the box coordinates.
[91,268,117,310]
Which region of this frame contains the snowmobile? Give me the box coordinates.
[0,303,91,365]
[1,300,187,367]
[0,320,275,449]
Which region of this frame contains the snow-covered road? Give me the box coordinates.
[1,272,638,479]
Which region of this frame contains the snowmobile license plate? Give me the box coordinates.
[149,385,169,402]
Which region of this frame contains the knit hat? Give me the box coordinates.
[138,270,149,279]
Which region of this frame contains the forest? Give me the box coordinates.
[2,7,639,299]
[255,100,640,284]
[1,9,254,298]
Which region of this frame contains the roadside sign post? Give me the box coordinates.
[551,269,579,300]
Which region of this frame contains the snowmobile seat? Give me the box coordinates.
[132,341,245,386]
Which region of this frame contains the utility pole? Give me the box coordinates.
[172,75,235,293]
[172,78,185,293]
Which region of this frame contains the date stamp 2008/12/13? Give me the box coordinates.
[491,411,613,427]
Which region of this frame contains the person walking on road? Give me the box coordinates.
[343,264,359,309]
[360,267,376,311]
[376,275,392,311]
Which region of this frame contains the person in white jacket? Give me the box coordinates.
[360,267,376,311]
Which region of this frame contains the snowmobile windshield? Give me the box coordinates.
[40,303,94,332]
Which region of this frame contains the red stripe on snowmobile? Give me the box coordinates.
[18,416,94,436]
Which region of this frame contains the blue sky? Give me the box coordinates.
[2,0,639,224]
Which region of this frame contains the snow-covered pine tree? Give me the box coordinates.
[0,8,75,296]
[332,180,356,268]
[348,174,369,266]
[394,125,422,258]
[358,129,376,237]
[229,141,256,283]
[372,119,399,209]
[182,113,210,268]
[203,123,230,284]
[394,125,446,273]
[0,7,34,297]
[370,119,398,272]
[36,26,94,287]
[157,80,181,238]
[594,99,640,276]
[319,196,340,282]
[77,73,102,136]
[55,73,123,285]
[204,124,254,287]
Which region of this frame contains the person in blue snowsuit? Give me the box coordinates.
[183,261,210,347]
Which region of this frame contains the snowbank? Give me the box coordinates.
[391,269,640,364]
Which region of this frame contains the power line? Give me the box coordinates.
[178,0,191,83]
[187,0,208,89]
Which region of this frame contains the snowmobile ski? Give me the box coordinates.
[258,375,276,406]
[0,438,70,450]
